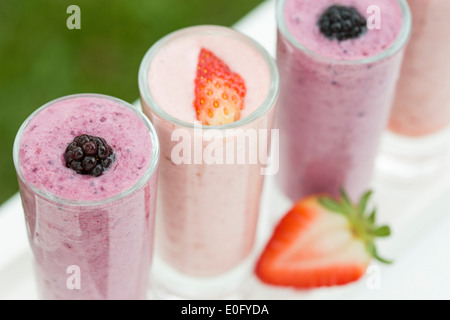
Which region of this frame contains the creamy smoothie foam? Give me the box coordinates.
[14,95,159,300]
[284,0,402,60]
[139,25,278,289]
[277,0,410,200]
[148,30,270,122]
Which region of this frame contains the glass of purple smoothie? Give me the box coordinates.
[276,0,411,201]
[13,94,160,300]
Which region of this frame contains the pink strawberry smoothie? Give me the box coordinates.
[276,0,410,201]
[147,28,270,123]
[139,25,278,279]
[14,94,159,300]
[389,0,450,137]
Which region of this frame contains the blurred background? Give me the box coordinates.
[0,0,264,205]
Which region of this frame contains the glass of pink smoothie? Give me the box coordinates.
[139,25,279,298]
[13,94,160,300]
[379,0,450,179]
[389,0,450,137]
[276,0,411,201]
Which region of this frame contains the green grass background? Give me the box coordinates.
[0,0,264,204]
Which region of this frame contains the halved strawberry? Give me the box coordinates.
[194,48,246,126]
[255,190,391,288]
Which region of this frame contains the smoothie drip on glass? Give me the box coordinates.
[276,0,410,201]
[14,95,159,300]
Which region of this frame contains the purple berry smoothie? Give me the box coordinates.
[13,94,159,300]
[276,0,411,200]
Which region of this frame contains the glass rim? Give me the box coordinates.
[13,93,160,207]
[276,0,412,65]
[138,25,280,130]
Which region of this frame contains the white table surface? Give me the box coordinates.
[1,0,450,300]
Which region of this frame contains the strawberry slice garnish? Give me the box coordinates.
[194,48,246,126]
[255,190,391,288]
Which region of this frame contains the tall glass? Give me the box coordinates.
[139,25,279,298]
[276,0,412,201]
[380,0,450,179]
[13,94,160,300]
